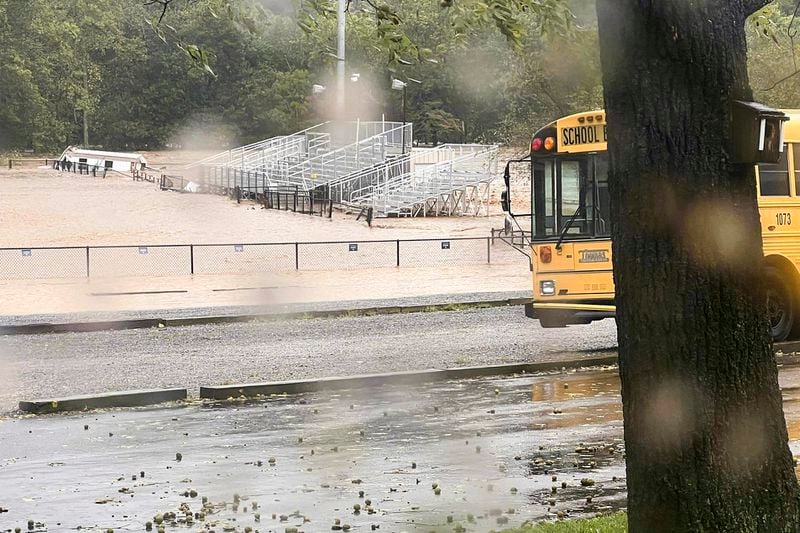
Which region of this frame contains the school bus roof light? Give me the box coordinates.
[596,114,604,122]
[586,116,594,123]
[531,137,543,152]
[544,137,556,151]
[578,117,585,124]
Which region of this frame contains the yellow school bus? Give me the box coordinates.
[502,108,800,341]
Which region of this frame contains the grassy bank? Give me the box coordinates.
[502,513,627,533]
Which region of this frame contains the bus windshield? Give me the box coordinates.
[533,152,610,240]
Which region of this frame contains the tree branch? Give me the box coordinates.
[756,67,800,91]
[143,0,173,23]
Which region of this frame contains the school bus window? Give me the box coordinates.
[561,161,581,221]
[758,149,790,196]
[593,154,611,237]
[544,160,556,234]
[793,144,800,196]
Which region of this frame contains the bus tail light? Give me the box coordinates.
[540,246,552,263]
[531,138,543,152]
[544,137,555,151]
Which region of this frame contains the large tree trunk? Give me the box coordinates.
[595,1,800,531]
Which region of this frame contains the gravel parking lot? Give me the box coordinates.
[0,306,617,413]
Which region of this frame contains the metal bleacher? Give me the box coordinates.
[194,121,411,195]
[338,144,499,217]
[185,122,498,217]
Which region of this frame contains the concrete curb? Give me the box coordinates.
[199,354,619,400]
[19,388,188,414]
[2,318,164,335]
[0,297,533,336]
[16,345,800,414]
[776,341,800,354]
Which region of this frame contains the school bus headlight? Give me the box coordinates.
[544,137,556,151]
[540,280,556,296]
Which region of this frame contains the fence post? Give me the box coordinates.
[295,242,300,270]
[487,237,491,264]
[396,240,400,267]
[85,247,90,277]
[190,245,195,275]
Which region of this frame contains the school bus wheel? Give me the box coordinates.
[765,267,795,342]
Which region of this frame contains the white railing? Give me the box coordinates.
[351,144,498,216]
[185,122,330,170]
[268,122,413,190]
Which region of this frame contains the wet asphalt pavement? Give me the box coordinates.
[0,306,617,414]
[5,357,800,532]
[0,366,626,533]
[0,291,532,327]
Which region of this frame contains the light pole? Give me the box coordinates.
[336,0,346,118]
[391,79,407,154]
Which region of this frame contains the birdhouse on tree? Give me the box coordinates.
[732,101,789,165]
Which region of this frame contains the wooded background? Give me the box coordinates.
[0,0,797,152]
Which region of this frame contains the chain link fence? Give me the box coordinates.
[192,243,296,274]
[0,236,524,280]
[88,246,192,277]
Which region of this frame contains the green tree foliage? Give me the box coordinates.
[0,0,603,151]
[2,0,798,153]
[748,0,800,107]
[0,0,314,151]
[300,0,602,144]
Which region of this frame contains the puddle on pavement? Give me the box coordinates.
[8,357,800,531]
[0,366,626,532]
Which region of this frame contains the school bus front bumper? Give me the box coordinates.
[525,301,616,324]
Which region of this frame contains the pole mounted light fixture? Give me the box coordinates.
[391,79,407,91]
[391,79,409,153]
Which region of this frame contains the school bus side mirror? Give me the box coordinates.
[501,190,510,212]
[732,101,788,164]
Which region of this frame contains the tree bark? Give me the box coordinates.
[595,1,800,531]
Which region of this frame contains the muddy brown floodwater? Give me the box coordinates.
[0,167,531,318]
